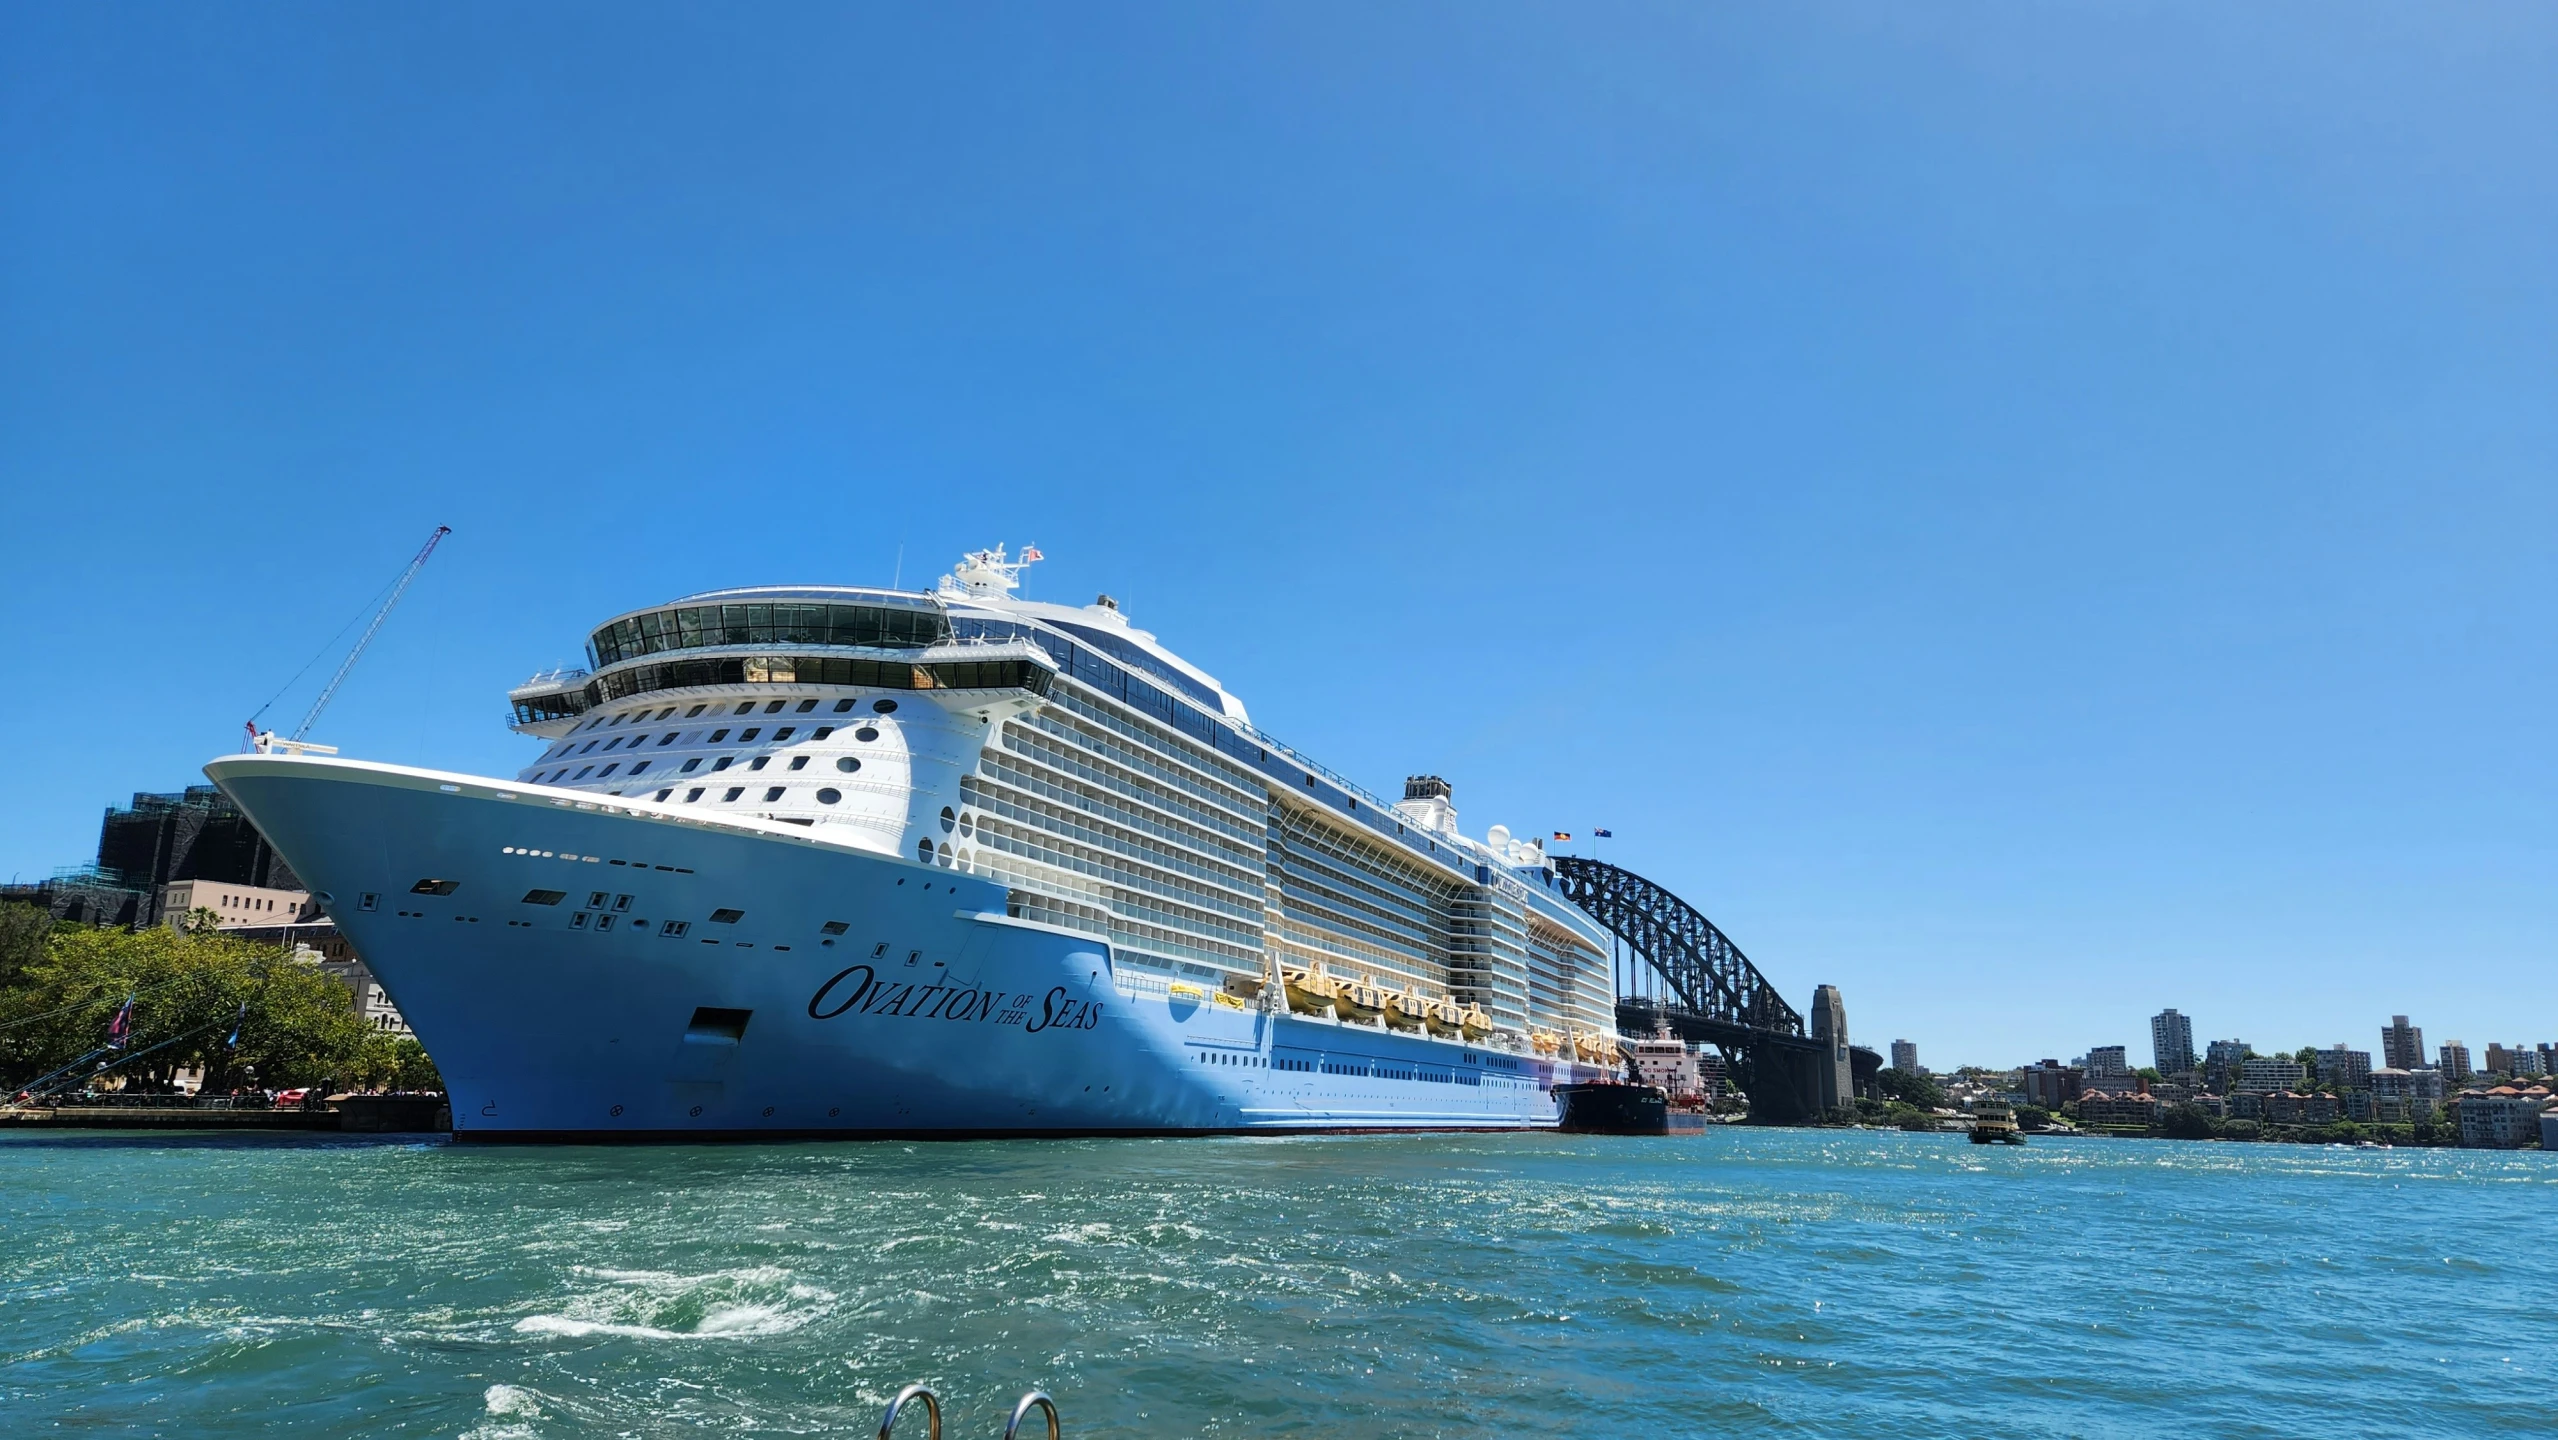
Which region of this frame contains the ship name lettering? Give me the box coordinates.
[1024,986,1104,1034]
[807,968,1053,1029]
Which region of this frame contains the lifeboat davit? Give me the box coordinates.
[1332,975,1386,1024]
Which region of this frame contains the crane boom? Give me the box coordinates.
[288,525,450,743]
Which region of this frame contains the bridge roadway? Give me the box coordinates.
[1553,857,1873,1124]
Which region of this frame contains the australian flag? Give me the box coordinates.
[1594,828,1613,838]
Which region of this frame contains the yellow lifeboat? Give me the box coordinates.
[1385,988,1430,1032]
[1332,975,1386,1024]
[1529,1028,1563,1057]
[1572,1030,1617,1064]
[1280,964,1337,1016]
[1423,996,1463,1036]
[1458,1003,1492,1042]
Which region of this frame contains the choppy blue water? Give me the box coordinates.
[2,1128,2550,1437]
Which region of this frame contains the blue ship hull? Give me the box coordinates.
[206,756,1586,1139]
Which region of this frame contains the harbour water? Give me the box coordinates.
[3,1129,2550,1437]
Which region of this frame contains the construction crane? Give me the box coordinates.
[249,525,450,756]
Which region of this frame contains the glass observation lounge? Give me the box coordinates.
[588,600,950,668]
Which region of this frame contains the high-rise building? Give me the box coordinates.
[2317,1045,2374,1091]
[2437,1042,2473,1083]
[2085,1045,2131,1089]
[2150,1009,2196,1074]
[1890,1039,1919,1075]
[2019,1060,2084,1109]
[2381,1016,2426,1072]
[2237,1057,2306,1094]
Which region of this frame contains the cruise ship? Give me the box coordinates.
[205,547,1625,1139]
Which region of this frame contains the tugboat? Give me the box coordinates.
[1969,1101,2025,1145]
[1555,1081,1670,1134]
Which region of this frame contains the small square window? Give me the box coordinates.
[681,758,700,773]
[740,728,761,742]
[613,894,632,912]
[410,878,459,896]
[596,763,618,777]
[764,700,785,714]
[749,757,769,771]
[833,699,856,713]
[788,756,808,771]
[521,889,565,905]
[629,760,650,775]
[813,726,834,740]
[820,920,849,935]
[656,708,676,720]
[684,705,706,717]
[570,912,590,929]
[661,920,691,938]
[773,726,794,742]
[587,891,608,908]
[574,766,594,779]
[796,699,817,713]
[735,702,755,715]
[708,729,729,743]
[723,787,744,801]
[763,786,785,802]
[871,942,889,957]
[713,757,732,771]
[710,908,745,924]
[655,788,673,801]
[596,914,615,932]
[658,733,679,746]
[359,892,379,911]
[685,787,704,802]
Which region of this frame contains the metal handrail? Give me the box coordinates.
[1003,1391,1060,1440]
[877,1383,941,1440]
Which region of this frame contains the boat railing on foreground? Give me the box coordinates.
[878,1384,1060,1439]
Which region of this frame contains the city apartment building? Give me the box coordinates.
[2438,1043,2474,1083]
[2151,1009,2196,1075]
[2020,1060,2083,1109]
[1890,1039,1918,1075]
[2262,1091,2342,1126]
[2084,1045,2131,1091]
[2381,1016,2426,1072]
[2077,1091,2160,1128]
[2368,1067,2447,1122]
[2455,1087,2554,1149]
[2237,1057,2305,1094]
[2485,1044,2546,1079]
[158,880,316,930]
[2316,1045,2373,1091]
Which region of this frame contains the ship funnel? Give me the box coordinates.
[1395,775,1458,835]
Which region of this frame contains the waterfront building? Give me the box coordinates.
[2316,1045,2373,1091]
[2150,1009,2196,1075]
[2020,1060,2083,1109]
[159,880,316,930]
[2438,1042,2473,1083]
[2455,1087,2554,1149]
[2484,1044,2543,1079]
[1890,1039,1918,1075]
[2367,1068,2446,1123]
[0,785,303,928]
[2263,1091,2342,1126]
[2380,1016,2426,1073]
[2076,1090,2160,1128]
[2085,1045,2131,1090]
[2237,1057,2305,1095]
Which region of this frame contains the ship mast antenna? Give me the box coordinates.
[251,526,449,753]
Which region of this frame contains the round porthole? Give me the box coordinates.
[872,698,898,714]
[836,756,860,773]
[936,846,952,867]
[939,806,956,833]
[855,726,879,743]
[816,788,842,805]
[916,837,935,862]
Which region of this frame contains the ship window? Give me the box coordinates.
[821,920,849,935]
[598,763,619,777]
[723,787,744,801]
[710,908,745,923]
[656,708,676,720]
[578,741,598,754]
[595,914,615,931]
[958,813,973,837]
[740,728,761,742]
[685,705,707,717]
[680,758,700,773]
[708,729,729,743]
[608,713,627,726]
[836,757,860,773]
[834,699,857,713]
[658,733,679,746]
[661,920,690,938]
[773,726,794,742]
[655,789,672,801]
[763,786,785,802]
[571,911,589,929]
[764,701,785,714]
[788,756,808,771]
[939,806,956,833]
[685,788,705,802]
[917,838,934,862]
[855,727,879,743]
[410,878,459,896]
[795,699,818,713]
[574,766,594,779]
[812,726,833,740]
[629,761,650,775]
[749,757,768,771]
[613,894,631,911]
[816,788,841,805]
[873,699,898,714]
[520,889,564,906]
[713,757,732,771]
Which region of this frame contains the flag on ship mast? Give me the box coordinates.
[1594,828,1612,838]
[1552,832,1571,842]
[105,994,134,1050]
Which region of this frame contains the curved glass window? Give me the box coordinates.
[589,602,950,668]
[583,656,1051,708]
[835,757,860,773]
[815,788,842,805]
[939,806,956,833]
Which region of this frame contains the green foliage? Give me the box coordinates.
[2014,1104,2055,1131]
[1882,1100,1938,1132]
[0,902,52,991]
[1874,1066,1946,1111]
[0,925,436,1093]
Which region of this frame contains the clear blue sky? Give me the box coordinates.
[4,5,2550,1068]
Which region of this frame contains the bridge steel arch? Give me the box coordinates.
[1552,856,1830,1124]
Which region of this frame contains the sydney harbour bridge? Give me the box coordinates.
[1554,856,1878,1123]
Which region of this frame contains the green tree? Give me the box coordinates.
[2159,1103,2219,1141]
[1875,1067,1947,1111]
[0,902,52,991]
[0,925,408,1093]
[2014,1104,2056,1131]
